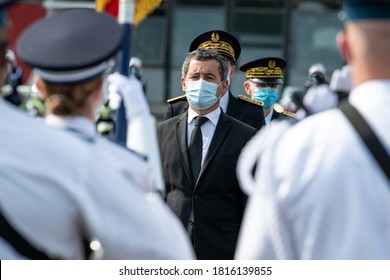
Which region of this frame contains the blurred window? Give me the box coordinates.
[289,5,343,86]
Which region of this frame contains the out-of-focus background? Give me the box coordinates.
[6,0,343,121]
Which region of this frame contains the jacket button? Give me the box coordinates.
[193,195,200,199]
[188,219,194,225]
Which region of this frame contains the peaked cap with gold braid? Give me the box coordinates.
[239,57,287,85]
[189,30,241,62]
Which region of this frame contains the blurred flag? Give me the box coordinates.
[96,0,163,26]
[96,0,118,18]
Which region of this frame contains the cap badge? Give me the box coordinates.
[211,32,220,43]
[268,60,276,69]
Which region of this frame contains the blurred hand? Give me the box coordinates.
[303,84,338,114]
[107,72,150,119]
[330,64,351,93]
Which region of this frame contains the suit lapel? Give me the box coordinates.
[198,112,231,180]
[175,112,196,187]
[183,103,189,114]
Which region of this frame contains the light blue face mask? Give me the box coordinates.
[226,70,231,87]
[253,88,279,110]
[186,79,220,110]
[226,75,230,87]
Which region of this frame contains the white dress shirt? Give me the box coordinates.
[235,80,390,259]
[187,107,221,166]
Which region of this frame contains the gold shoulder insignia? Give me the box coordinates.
[273,103,298,119]
[238,95,264,107]
[167,94,186,103]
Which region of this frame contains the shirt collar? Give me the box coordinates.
[45,114,96,137]
[188,106,221,127]
[265,107,274,125]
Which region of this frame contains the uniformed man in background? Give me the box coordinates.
[164,30,265,130]
[240,56,296,125]
[0,5,194,260]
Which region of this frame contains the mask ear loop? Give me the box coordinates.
[226,70,231,86]
[216,78,228,100]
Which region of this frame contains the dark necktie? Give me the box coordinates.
[189,116,208,183]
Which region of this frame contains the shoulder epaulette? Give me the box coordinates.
[238,95,264,107]
[273,103,298,119]
[167,94,186,103]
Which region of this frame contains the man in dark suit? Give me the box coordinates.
[157,48,257,260]
[240,57,297,125]
[164,30,265,130]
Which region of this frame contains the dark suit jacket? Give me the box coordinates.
[157,110,257,260]
[164,92,265,130]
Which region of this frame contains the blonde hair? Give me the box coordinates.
[41,76,102,116]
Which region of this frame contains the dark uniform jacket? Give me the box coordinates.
[156,110,257,260]
[164,92,265,130]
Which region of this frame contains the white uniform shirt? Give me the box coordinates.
[0,100,194,259]
[235,80,390,259]
[44,114,156,193]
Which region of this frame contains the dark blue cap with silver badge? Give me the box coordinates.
[17,9,123,84]
[343,0,390,21]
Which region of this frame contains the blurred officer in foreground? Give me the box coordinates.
[235,0,390,259]
[157,48,257,259]
[25,10,158,195]
[164,30,265,130]
[1,7,194,260]
[240,57,296,125]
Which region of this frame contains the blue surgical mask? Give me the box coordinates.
[226,72,231,87]
[186,79,220,110]
[253,88,279,110]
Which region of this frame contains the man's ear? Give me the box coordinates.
[181,77,186,92]
[243,81,252,96]
[34,76,47,99]
[230,64,237,77]
[337,30,352,64]
[221,79,228,92]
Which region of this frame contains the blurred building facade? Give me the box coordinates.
[11,0,343,119]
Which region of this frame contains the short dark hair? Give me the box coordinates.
[182,48,228,82]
